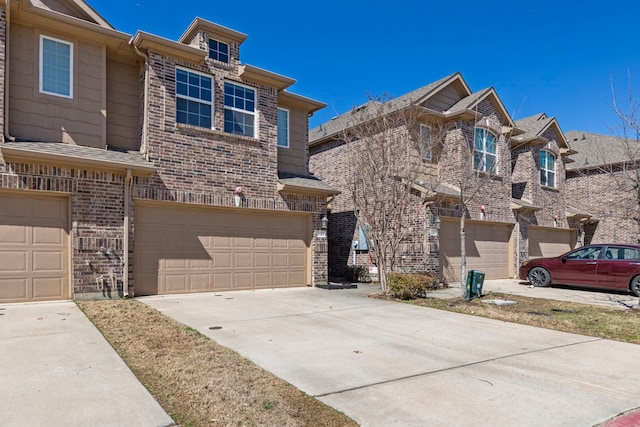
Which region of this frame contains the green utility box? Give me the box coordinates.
[465,270,485,300]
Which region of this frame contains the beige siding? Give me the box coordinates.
[106,60,140,150]
[277,108,308,175]
[9,24,105,147]
[36,0,80,17]
[426,85,464,112]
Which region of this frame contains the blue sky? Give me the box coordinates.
[90,0,640,136]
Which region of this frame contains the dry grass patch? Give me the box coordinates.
[77,299,357,427]
[397,292,640,344]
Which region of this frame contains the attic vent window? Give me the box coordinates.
[209,39,229,63]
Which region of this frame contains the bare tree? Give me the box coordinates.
[341,97,425,293]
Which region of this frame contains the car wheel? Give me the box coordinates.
[630,276,640,297]
[527,267,551,287]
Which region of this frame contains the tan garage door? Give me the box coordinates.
[134,202,311,295]
[440,219,513,282]
[529,227,576,259]
[0,192,70,303]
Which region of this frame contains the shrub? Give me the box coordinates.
[387,272,439,299]
[343,265,371,283]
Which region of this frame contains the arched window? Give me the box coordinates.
[540,150,556,187]
[473,128,497,173]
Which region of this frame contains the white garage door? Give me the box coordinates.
[529,227,576,259]
[134,202,311,295]
[0,192,70,303]
[440,219,513,282]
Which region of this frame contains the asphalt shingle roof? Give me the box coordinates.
[565,131,640,170]
[309,73,460,143]
[278,172,340,195]
[0,141,155,172]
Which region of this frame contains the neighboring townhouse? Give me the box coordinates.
[310,72,522,282]
[0,0,334,303]
[511,113,585,261]
[565,131,640,244]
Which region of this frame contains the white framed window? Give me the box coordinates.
[224,81,256,137]
[540,149,556,187]
[277,107,289,148]
[473,128,497,173]
[175,67,213,128]
[39,35,73,98]
[209,39,229,63]
[419,124,432,161]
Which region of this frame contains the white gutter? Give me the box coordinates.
[4,0,15,142]
[123,168,132,297]
[133,45,150,160]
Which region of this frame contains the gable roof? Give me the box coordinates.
[309,72,465,144]
[28,0,113,28]
[513,113,570,151]
[565,131,640,171]
[309,73,519,145]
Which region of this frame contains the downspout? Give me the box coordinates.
[123,168,132,297]
[3,0,15,142]
[133,45,149,160]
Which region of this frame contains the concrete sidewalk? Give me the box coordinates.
[141,286,640,427]
[0,301,174,427]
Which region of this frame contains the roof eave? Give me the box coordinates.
[132,31,207,63]
[240,64,295,90]
[0,146,156,175]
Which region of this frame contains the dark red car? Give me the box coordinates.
[519,244,640,296]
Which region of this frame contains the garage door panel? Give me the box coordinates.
[254,272,271,287]
[0,193,69,303]
[189,274,210,291]
[213,273,231,288]
[0,225,28,243]
[255,253,271,268]
[32,251,64,272]
[272,253,288,268]
[213,253,232,268]
[135,204,310,295]
[0,251,28,272]
[440,220,512,282]
[32,277,64,299]
[291,253,306,268]
[0,277,28,300]
[234,253,252,268]
[32,227,65,245]
[289,270,306,284]
[164,275,188,293]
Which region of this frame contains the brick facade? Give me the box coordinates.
[0,6,330,300]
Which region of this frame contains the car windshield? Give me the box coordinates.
[565,246,603,260]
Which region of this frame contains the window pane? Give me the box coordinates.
[175,68,212,128]
[41,37,71,97]
[277,108,289,147]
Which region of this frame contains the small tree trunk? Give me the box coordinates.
[460,207,467,297]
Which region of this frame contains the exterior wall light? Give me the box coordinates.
[480,205,486,220]
[321,215,329,230]
[553,214,558,227]
[434,216,441,230]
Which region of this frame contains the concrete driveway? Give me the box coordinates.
[140,284,640,427]
[0,301,174,427]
